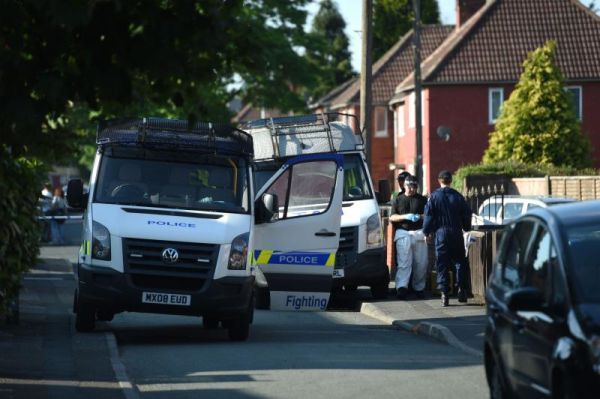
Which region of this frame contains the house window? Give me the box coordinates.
[489,88,504,124]
[374,107,388,137]
[565,86,582,120]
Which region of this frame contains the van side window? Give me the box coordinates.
[501,221,536,289]
[264,160,337,220]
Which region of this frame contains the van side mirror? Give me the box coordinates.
[377,179,391,204]
[505,287,544,312]
[255,193,279,224]
[67,179,86,209]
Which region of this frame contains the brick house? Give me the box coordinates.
[311,25,453,186]
[390,0,600,193]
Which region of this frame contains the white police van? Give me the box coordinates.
[67,117,345,340]
[242,113,389,308]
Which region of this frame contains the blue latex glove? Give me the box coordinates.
[407,213,420,222]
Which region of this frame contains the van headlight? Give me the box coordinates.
[92,221,111,260]
[228,232,249,270]
[366,213,383,249]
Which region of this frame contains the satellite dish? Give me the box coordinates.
[437,125,452,141]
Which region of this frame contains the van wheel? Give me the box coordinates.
[203,317,219,329]
[97,310,114,322]
[370,283,389,299]
[254,286,270,310]
[344,284,358,292]
[75,297,96,332]
[228,298,253,341]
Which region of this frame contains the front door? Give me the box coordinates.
[252,153,344,311]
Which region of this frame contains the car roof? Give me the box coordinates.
[524,200,600,227]
[481,195,575,205]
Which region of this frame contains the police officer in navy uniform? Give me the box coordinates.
[422,170,472,307]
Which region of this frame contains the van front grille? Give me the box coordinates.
[122,238,218,292]
[336,226,358,269]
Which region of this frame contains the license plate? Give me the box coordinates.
[142,292,191,306]
[333,269,344,278]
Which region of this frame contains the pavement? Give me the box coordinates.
[360,292,486,357]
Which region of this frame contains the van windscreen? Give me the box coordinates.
[94,148,250,213]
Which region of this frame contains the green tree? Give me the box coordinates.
[0,0,314,163]
[305,0,354,100]
[373,0,440,60]
[483,41,592,168]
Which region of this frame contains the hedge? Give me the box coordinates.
[0,146,44,314]
[453,160,600,192]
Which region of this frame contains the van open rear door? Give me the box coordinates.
[252,153,344,311]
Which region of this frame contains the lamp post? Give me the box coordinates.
[413,0,423,191]
[360,0,373,171]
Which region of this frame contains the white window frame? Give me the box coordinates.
[488,88,504,124]
[397,105,405,137]
[565,86,583,120]
[408,91,424,129]
[374,106,388,138]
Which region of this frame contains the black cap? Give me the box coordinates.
[405,177,418,187]
[397,171,412,181]
[438,170,452,182]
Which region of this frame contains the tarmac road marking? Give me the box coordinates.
[105,332,140,399]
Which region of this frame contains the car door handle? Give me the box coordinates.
[315,230,336,237]
[511,318,525,332]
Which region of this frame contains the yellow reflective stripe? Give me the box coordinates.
[256,249,273,265]
[325,252,336,267]
[86,240,91,256]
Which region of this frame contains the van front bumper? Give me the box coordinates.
[77,263,254,318]
[332,247,389,288]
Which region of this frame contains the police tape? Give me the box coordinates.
[253,249,335,267]
[37,215,83,221]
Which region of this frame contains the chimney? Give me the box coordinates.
[456,0,486,29]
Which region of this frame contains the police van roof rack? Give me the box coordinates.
[96,117,253,156]
[241,112,363,159]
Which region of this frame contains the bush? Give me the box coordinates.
[454,160,600,192]
[0,146,44,314]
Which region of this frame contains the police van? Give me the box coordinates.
[66,117,345,340]
[241,113,389,308]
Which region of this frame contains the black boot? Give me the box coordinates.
[458,288,468,303]
[396,287,408,300]
[441,292,449,307]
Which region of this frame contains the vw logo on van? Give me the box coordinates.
[161,248,179,264]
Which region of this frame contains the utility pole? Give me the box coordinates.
[360,0,373,170]
[413,0,423,190]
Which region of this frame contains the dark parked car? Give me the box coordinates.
[484,200,600,399]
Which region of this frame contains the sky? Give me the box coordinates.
[306,0,456,72]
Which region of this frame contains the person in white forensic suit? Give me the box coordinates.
[389,178,428,299]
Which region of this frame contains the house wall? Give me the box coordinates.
[337,104,394,192]
[370,108,395,189]
[393,90,430,192]
[580,81,600,166]
[426,85,505,192]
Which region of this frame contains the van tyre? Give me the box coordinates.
[370,283,389,299]
[75,296,96,332]
[203,317,219,329]
[227,297,253,341]
[254,286,270,310]
[97,310,114,322]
